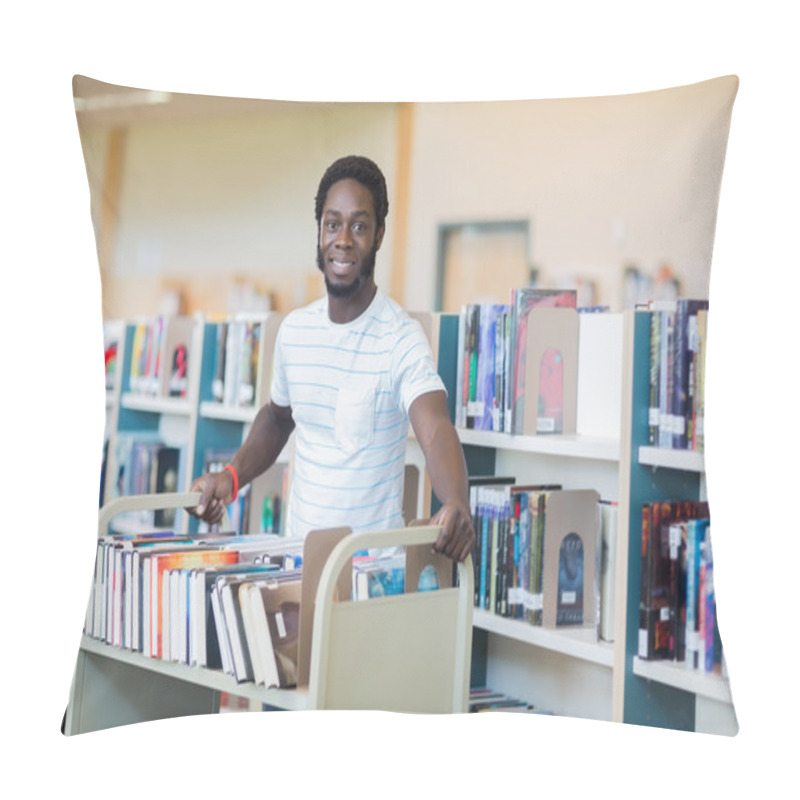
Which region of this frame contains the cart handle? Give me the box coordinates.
[98,491,232,537]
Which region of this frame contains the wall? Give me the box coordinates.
[76,78,733,319]
[404,78,735,312]
[77,99,399,318]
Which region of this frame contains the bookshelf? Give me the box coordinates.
[89,304,736,734]
[104,315,204,533]
[616,308,737,735]
[439,310,624,722]
[189,312,287,536]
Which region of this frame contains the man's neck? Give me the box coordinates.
[327,282,378,324]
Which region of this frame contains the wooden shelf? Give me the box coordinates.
[638,446,704,473]
[458,428,620,462]
[473,609,614,667]
[120,393,193,416]
[632,655,732,703]
[199,401,258,424]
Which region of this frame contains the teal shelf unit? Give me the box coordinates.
[621,309,703,731]
[187,319,248,535]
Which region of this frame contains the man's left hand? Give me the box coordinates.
[430,502,475,562]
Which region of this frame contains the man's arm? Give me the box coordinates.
[189,400,295,524]
[408,390,475,562]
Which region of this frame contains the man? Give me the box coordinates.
[190,155,474,562]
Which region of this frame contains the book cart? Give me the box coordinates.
[64,493,474,735]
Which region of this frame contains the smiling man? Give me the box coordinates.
[190,155,475,562]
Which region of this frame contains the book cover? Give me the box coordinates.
[694,308,708,452]
[541,489,600,629]
[537,346,565,434]
[211,322,228,403]
[149,548,240,659]
[556,532,584,626]
[193,562,279,668]
[599,500,618,642]
[455,305,467,428]
[686,516,710,669]
[648,311,661,445]
[152,446,181,528]
[510,288,577,435]
[673,299,709,450]
[474,304,508,431]
[352,552,405,600]
[256,578,302,689]
[465,304,480,429]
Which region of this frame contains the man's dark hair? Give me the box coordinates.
[314,155,389,231]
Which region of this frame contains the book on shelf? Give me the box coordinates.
[540,489,600,629]
[109,435,186,532]
[475,303,510,432]
[509,288,577,435]
[206,313,282,410]
[638,499,714,668]
[103,320,123,392]
[646,299,709,452]
[468,687,535,713]
[469,483,604,631]
[455,289,581,436]
[128,315,195,398]
[598,500,618,642]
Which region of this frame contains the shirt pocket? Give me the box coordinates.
[335,380,377,456]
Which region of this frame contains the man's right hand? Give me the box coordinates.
[187,470,235,524]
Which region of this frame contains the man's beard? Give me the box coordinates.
[317,243,378,299]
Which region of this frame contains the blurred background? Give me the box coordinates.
[73,74,732,320]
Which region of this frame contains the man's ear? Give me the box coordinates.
[375,224,386,251]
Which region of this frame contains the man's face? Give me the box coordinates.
[317,178,384,300]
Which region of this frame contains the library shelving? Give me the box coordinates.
[87,303,737,734]
[428,309,625,722]
[615,308,736,735]
[189,311,289,537]
[103,315,204,534]
[103,312,290,537]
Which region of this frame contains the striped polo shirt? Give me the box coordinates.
[270,289,445,539]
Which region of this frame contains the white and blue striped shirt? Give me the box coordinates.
[270,289,445,540]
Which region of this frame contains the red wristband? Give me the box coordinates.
[223,464,239,503]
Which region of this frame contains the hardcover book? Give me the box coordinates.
[509,288,577,434]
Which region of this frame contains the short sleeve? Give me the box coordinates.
[269,319,290,408]
[391,317,446,416]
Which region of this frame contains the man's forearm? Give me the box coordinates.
[422,420,468,510]
[231,401,294,488]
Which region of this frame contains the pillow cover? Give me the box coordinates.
[66,74,738,737]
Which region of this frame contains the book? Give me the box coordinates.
[686,516,710,669]
[190,562,279,668]
[148,547,240,660]
[474,303,510,431]
[211,322,228,403]
[598,500,618,642]
[509,288,577,435]
[241,575,302,688]
[352,552,405,600]
[540,489,600,629]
